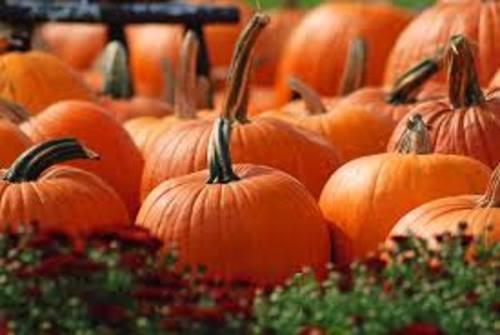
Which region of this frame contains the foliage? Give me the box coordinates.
[254,225,500,335]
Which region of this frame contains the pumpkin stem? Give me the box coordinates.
[101,41,134,99]
[3,138,99,183]
[288,77,327,115]
[207,117,240,184]
[387,51,443,104]
[175,31,199,120]
[222,13,270,122]
[0,97,30,124]
[394,114,433,154]
[446,35,485,108]
[196,76,214,110]
[337,37,367,97]
[160,57,176,106]
[477,164,500,208]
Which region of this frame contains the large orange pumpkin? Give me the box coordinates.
[384,0,500,88]
[0,138,129,249]
[391,163,500,246]
[319,114,491,264]
[387,35,500,169]
[98,41,173,123]
[275,2,412,104]
[21,101,143,217]
[137,116,330,284]
[142,14,342,200]
[0,51,95,114]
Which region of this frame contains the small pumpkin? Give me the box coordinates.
[387,35,500,169]
[319,114,491,264]
[136,116,330,284]
[390,163,500,246]
[0,138,129,249]
[0,51,95,114]
[141,13,342,200]
[21,101,143,217]
[98,41,174,123]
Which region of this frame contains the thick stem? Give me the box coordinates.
[0,97,30,124]
[446,35,485,108]
[394,114,433,154]
[387,51,443,105]
[222,13,270,121]
[477,164,500,208]
[175,30,199,119]
[207,117,240,184]
[337,37,366,97]
[160,57,176,106]
[3,138,99,183]
[101,40,133,99]
[288,77,327,115]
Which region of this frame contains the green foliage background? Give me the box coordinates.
[253,0,436,10]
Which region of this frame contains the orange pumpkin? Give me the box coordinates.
[21,101,143,217]
[141,14,342,200]
[137,116,330,284]
[0,51,95,114]
[38,23,108,71]
[98,41,173,123]
[0,138,129,249]
[490,69,500,89]
[387,35,500,169]
[319,114,491,264]
[275,2,412,104]
[0,99,32,167]
[391,163,500,246]
[384,0,500,88]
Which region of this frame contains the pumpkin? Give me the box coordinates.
[390,163,500,246]
[275,2,412,104]
[141,13,342,200]
[0,99,32,167]
[384,0,500,88]
[387,35,500,169]
[136,115,330,284]
[21,101,143,217]
[38,23,108,71]
[127,0,253,99]
[124,31,213,153]
[0,51,95,114]
[319,114,491,264]
[0,138,129,249]
[490,69,500,89]
[98,41,173,123]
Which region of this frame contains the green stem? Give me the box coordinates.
[394,114,433,155]
[222,13,270,122]
[101,40,133,99]
[4,138,99,183]
[337,37,366,97]
[288,77,327,115]
[446,35,485,108]
[175,30,199,119]
[207,118,240,184]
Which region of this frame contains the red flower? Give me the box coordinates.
[394,323,444,335]
[89,303,127,324]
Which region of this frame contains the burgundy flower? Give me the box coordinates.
[119,252,146,270]
[17,254,103,278]
[362,256,387,274]
[89,303,127,324]
[131,286,175,302]
[394,323,444,335]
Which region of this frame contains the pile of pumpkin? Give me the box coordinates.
[0,0,499,285]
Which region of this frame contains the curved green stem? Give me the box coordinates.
[207,118,240,184]
[175,30,199,119]
[102,40,133,99]
[446,35,485,108]
[394,114,433,155]
[222,13,270,122]
[337,37,366,97]
[4,138,99,183]
[288,77,327,115]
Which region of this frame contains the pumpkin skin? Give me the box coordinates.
[319,115,491,264]
[490,70,500,88]
[390,164,500,246]
[0,51,95,114]
[0,138,130,249]
[384,1,500,88]
[137,117,330,284]
[275,3,412,104]
[0,118,32,167]
[21,101,143,217]
[38,23,108,71]
[387,36,500,169]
